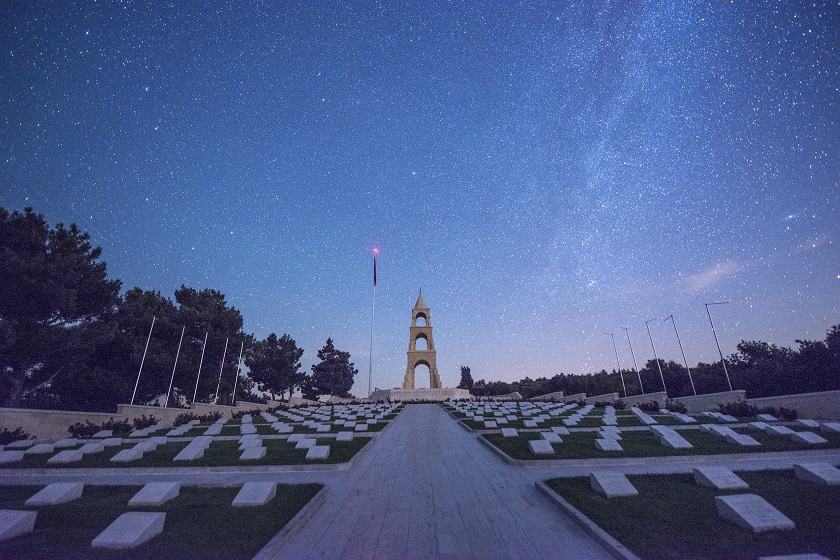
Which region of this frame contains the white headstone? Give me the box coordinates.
[23,443,55,455]
[306,445,330,460]
[528,440,554,455]
[295,439,316,449]
[25,483,84,506]
[542,432,562,443]
[793,463,840,486]
[500,428,518,438]
[336,431,353,441]
[0,510,37,542]
[240,446,267,460]
[790,431,828,445]
[0,451,25,465]
[110,448,144,463]
[693,467,749,490]
[595,439,624,451]
[715,494,795,532]
[49,449,86,464]
[590,471,638,498]
[91,512,166,549]
[129,482,180,506]
[233,482,276,506]
[551,426,570,435]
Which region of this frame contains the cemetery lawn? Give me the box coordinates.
[1,437,370,468]
[0,483,322,560]
[545,470,840,560]
[484,429,840,460]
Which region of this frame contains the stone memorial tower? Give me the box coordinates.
[403,290,442,390]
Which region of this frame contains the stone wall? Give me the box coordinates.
[115,404,187,425]
[369,388,472,402]
[678,390,746,414]
[585,393,619,404]
[1,407,125,440]
[531,391,565,401]
[561,393,587,403]
[749,390,840,420]
[620,391,668,408]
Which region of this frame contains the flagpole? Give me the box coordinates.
[215,337,229,404]
[368,248,378,398]
[131,315,156,405]
[231,341,244,405]
[192,331,208,403]
[165,325,186,407]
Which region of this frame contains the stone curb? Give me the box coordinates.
[250,486,329,560]
[535,481,641,560]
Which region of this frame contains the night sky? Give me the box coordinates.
[2,2,838,397]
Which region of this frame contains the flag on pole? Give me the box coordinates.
[372,247,379,286]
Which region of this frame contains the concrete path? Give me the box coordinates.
[257,404,612,560]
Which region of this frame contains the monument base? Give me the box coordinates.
[369,388,471,402]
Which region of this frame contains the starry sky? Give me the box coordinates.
[2,1,839,397]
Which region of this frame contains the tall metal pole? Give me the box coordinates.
[645,318,667,393]
[604,332,626,397]
[368,248,378,398]
[215,337,229,404]
[231,341,244,405]
[705,302,733,391]
[192,331,208,403]
[165,325,186,408]
[131,315,156,405]
[621,326,644,394]
[664,314,696,395]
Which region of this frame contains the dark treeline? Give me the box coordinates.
[470,326,840,400]
[1,207,356,412]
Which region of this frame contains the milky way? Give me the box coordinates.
[2,1,838,395]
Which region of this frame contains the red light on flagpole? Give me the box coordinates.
[372,247,379,254]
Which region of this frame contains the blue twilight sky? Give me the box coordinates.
[2,1,838,397]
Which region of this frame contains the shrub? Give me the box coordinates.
[173,412,223,426]
[777,407,798,421]
[232,409,262,419]
[132,415,158,430]
[665,400,687,414]
[612,400,626,410]
[68,417,132,438]
[637,401,660,412]
[718,401,758,418]
[756,405,798,421]
[0,427,32,445]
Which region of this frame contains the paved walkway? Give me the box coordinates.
[257,404,612,560]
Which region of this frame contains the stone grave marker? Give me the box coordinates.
[240,446,267,460]
[528,440,554,455]
[49,449,86,464]
[590,471,638,498]
[595,439,624,451]
[306,445,330,460]
[25,483,84,506]
[0,510,37,542]
[295,439,316,449]
[91,512,166,549]
[336,432,353,441]
[790,431,827,445]
[500,428,518,438]
[693,467,749,490]
[24,443,55,455]
[233,482,276,506]
[542,432,562,443]
[129,482,181,506]
[715,494,795,532]
[756,413,777,422]
[793,463,840,485]
[0,451,24,464]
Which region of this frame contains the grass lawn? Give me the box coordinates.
[0,483,322,560]
[1,437,370,468]
[484,428,840,460]
[545,470,840,560]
